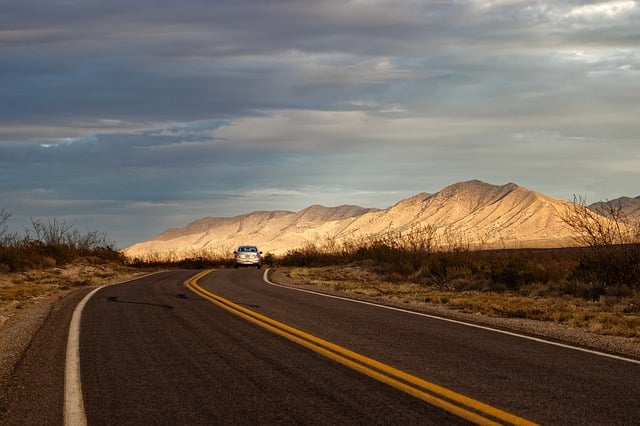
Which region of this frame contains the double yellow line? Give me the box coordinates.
[185,270,537,426]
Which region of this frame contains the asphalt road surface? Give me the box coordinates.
[2,269,639,425]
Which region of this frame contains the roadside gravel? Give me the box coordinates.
[0,269,147,396]
[0,291,69,393]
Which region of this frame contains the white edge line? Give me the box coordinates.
[64,286,99,426]
[64,272,163,426]
[263,269,640,365]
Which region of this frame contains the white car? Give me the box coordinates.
[233,245,262,269]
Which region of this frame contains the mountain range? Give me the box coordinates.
[123,180,640,260]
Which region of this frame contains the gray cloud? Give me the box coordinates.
[2,0,639,247]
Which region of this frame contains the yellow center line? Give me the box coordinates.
[185,270,538,426]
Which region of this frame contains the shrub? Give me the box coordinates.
[0,210,124,271]
[561,196,640,290]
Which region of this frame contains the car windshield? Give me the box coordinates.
[239,246,257,252]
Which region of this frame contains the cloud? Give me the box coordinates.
[1,0,639,247]
[565,1,637,20]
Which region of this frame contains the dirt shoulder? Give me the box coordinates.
[0,261,148,393]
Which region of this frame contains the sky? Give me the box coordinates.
[1,0,639,248]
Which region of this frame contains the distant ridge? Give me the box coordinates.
[589,196,640,221]
[123,180,622,260]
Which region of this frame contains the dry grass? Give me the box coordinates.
[276,266,640,339]
[0,258,142,328]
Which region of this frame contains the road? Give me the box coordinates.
[2,269,639,425]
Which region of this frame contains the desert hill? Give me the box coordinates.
[123,180,602,260]
[589,196,640,221]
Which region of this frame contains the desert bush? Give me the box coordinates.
[127,255,229,269]
[0,210,124,271]
[345,225,439,278]
[560,196,640,290]
[278,241,341,267]
[126,245,243,269]
[561,195,639,247]
[261,252,276,266]
[276,230,626,300]
[420,251,473,289]
[0,209,10,241]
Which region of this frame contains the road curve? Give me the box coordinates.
[197,269,640,425]
[2,269,639,425]
[186,270,534,425]
[79,270,468,425]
